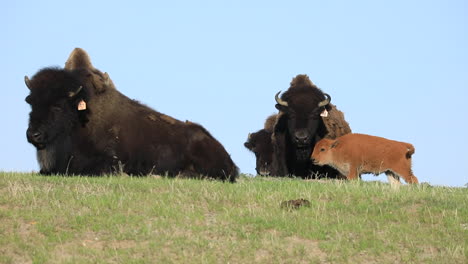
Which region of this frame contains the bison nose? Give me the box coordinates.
[294,131,310,145]
[27,129,44,143]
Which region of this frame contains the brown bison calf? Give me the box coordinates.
[311,133,418,185]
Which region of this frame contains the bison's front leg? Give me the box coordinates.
[103,126,123,174]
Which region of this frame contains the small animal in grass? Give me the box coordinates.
[280,199,311,210]
[310,133,418,186]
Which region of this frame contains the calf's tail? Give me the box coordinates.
[405,143,415,159]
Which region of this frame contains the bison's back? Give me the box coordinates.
[184,122,239,182]
[337,133,413,169]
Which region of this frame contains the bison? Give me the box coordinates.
[244,114,276,176]
[311,133,419,185]
[271,74,351,178]
[25,48,239,182]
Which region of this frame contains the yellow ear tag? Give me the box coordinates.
[320,109,328,117]
[78,100,86,111]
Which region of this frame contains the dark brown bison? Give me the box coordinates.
[244,114,276,176]
[271,74,351,179]
[25,48,238,182]
[311,133,418,186]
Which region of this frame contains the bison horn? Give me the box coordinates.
[68,86,83,97]
[24,76,32,90]
[275,91,288,107]
[248,133,252,140]
[318,93,331,107]
[103,72,110,86]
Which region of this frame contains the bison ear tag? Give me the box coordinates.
[320,109,328,117]
[77,100,87,111]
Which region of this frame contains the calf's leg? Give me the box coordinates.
[346,165,359,180]
[392,167,418,184]
[386,171,401,187]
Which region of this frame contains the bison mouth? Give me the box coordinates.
[311,159,320,165]
[27,138,47,150]
[34,143,46,150]
[27,139,47,150]
[257,168,271,176]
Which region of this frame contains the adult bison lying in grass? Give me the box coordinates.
[25,48,238,182]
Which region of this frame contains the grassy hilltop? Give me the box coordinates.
[0,172,466,263]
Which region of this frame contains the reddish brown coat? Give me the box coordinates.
[311,133,418,184]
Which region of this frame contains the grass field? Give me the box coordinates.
[0,172,466,263]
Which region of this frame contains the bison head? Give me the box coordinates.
[274,90,331,160]
[310,138,337,166]
[25,68,88,150]
[244,130,273,176]
[26,48,116,151]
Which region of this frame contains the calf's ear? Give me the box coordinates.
[331,140,339,148]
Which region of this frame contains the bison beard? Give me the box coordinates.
[295,147,311,161]
[25,49,238,181]
[35,134,115,175]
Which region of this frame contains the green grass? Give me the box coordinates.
[0,172,466,263]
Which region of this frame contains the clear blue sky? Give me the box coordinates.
[2,1,467,187]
